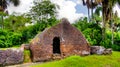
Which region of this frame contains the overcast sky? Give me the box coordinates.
[7,0,120,23]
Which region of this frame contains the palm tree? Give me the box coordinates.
[0,0,20,29]
[82,0,98,22]
[0,0,20,11]
[94,0,120,44]
[101,0,120,42]
[83,0,120,41]
[82,0,90,22]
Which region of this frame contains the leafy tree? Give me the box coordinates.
[0,29,22,48]
[19,17,59,43]
[109,11,120,45]
[73,17,120,51]
[73,17,102,45]
[0,0,20,29]
[4,15,31,31]
[0,12,7,28]
[29,0,59,22]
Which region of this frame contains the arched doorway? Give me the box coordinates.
[53,37,61,54]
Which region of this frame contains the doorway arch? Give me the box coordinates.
[53,37,61,54]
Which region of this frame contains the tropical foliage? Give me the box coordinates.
[0,0,20,29]
[29,0,59,22]
[0,0,120,51]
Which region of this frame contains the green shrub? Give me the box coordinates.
[19,18,58,43]
[0,29,22,48]
[73,18,120,51]
[100,39,112,48]
[114,32,120,45]
[74,21,102,46]
[8,33,22,46]
[112,44,120,51]
[0,40,5,48]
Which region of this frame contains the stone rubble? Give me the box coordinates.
[90,46,112,55]
[0,45,24,66]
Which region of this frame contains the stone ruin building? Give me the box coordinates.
[30,18,90,62]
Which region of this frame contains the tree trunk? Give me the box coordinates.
[111,22,114,45]
[91,9,93,21]
[110,9,114,45]
[1,15,4,29]
[102,2,106,41]
[91,0,93,21]
[88,7,90,22]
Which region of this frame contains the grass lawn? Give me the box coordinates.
[31,51,120,67]
[24,50,31,63]
[0,45,20,50]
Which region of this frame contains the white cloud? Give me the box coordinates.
[52,0,85,23]
[7,0,33,14]
[7,0,120,23]
[7,0,85,23]
[77,0,83,4]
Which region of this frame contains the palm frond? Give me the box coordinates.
[9,0,20,6]
[82,0,86,5]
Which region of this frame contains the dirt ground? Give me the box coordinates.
[6,62,42,67]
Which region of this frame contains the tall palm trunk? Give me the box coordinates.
[1,15,4,29]
[0,0,4,29]
[88,7,90,22]
[111,21,114,45]
[91,9,93,21]
[102,1,107,40]
[110,14,114,45]
[110,11,114,45]
[91,0,93,21]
